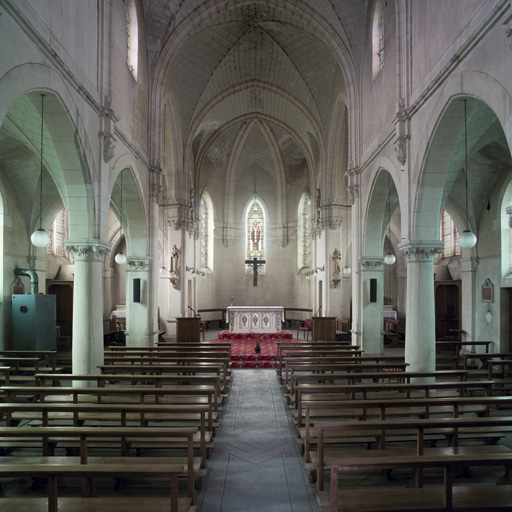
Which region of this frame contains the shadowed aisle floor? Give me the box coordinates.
[196,369,320,512]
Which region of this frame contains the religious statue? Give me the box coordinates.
[332,248,341,276]
[170,244,180,274]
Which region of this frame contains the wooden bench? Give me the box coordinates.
[0,461,188,512]
[294,380,495,428]
[313,415,512,492]
[284,361,410,394]
[97,363,229,393]
[436,341,494,370]
[105,345,232,358]
[275,341,360,381]
[0,350,58,371]
[286,369,470,400]
[325,452,512,512]
[300,395,512,463]
[0,385,217,432]
[34,373,224,411]
[0,402,208,501]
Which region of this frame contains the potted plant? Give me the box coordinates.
[254,337,261,354]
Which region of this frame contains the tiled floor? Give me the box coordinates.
[196,368,320,512]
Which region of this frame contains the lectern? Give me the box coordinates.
[312,316,336,341]
[176,317,201,342]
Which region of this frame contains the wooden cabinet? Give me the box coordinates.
[176,317,201,342]
[312,316,336,341]
[434,280,461,340]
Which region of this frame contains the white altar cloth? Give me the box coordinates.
[227,306,284,333]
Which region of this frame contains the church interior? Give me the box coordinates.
[1,0,512,511]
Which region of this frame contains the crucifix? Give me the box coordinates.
[245,257,266,286]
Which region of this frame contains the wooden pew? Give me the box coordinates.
[0,462,187,512]
[436,340,494,369]
[97,362,229,393]
[326,452,512,512]
[0,350,58,371]
[294,380,495,428]
[284,361,410,394]
[0,385,217,432]
[301,395,512,463]
[286,369,470,401]
[313,415,512,492]
[0,402,207,501]
[34,373,223,411]
[275,341,361,381]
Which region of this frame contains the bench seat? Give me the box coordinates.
[0,497,192,512]
[319,485,512,512]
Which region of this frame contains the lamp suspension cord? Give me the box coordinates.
[120,171,123,233]
[464,98,468,227]
[39,94,44,230]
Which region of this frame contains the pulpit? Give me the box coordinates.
[312,316,336,341]
[176,317,201,342]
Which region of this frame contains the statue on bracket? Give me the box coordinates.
[169,244,180,289]
[331,248,341,288]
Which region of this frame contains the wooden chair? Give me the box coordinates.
[199,320,206,341]
[297,318,313,340]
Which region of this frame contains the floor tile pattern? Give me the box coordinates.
[197,369,319,512]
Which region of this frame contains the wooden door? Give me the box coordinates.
[46,280,73,338]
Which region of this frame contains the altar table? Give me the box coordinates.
[227,306,284,333]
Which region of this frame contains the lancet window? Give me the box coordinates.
[440,209,461,258]
[246,199,265,273]
[298,193,312,268]
[47,209,66,257]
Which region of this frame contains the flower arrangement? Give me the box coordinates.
[229,296,234,305]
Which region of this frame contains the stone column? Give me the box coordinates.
[66,239,110,376]
[460,256,479,344]
[360,257,384,354]
[125,257,152,346]
[398,241,443,372]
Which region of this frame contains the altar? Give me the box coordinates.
[227,306,284,334]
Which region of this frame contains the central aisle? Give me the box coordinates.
[197,369,320,512]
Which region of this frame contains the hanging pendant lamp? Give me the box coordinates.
[31,94,51,248]
[459,99,477,249]
[384,173,396,265]
[115,171,127,264]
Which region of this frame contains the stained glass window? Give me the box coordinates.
[246,200,265,273]
[379,14,385,69]
[298,193,312,268]
[441,210,460,258]
[200,196,208,268]
[125,11,130,65]
[47,209,66,257]
[125,0,138,79]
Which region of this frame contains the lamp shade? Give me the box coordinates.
[384,252,396,265]
[459,229,477,249]
[115,252,127,265]
[31,228,50,248]
[159,266,168,277]
[342,265,352,275]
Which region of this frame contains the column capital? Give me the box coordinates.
[126,257,152,272]
[65,239,111,261]
[398,240,443,261]
[360,257,384,272]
